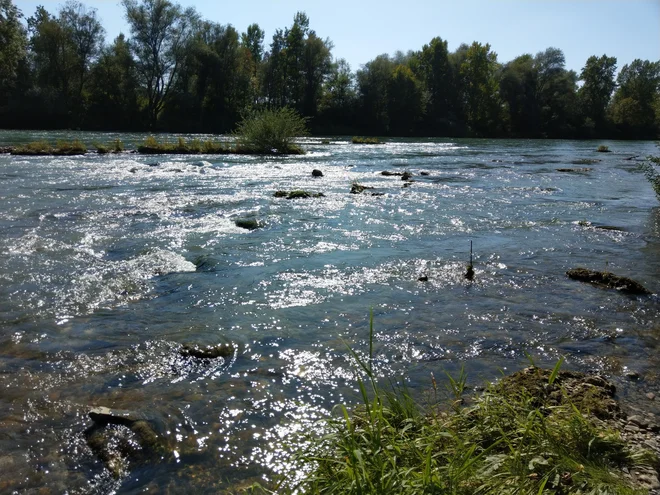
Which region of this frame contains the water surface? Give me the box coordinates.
[1,133,659,492]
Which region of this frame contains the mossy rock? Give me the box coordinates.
[234,218,261,230]
[495,367,621,420]
[273,190,325,199]
[350,183,374,194]
[567,267,651,295]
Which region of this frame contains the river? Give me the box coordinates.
[0,132,659,493]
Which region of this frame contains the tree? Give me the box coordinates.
[610,59,660,138]
[578,54,617,134]
[357,54,395,134]
[261,12,332,116]
[241,23,264,66]
[414,36,457,134]
[0,0,27,94]
[174,21,254,132]
[122,0,198,128]
[59,0,104,101]
[534,47,578,137]
[87,34,140,129]
[28,5,79,125]
[318,58,356,131]
[387,64,423,135]
[499,54,540,137]
[459,42,501,135]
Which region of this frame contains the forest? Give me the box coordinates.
[1,0,659,139]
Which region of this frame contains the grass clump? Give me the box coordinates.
[597,145,611,152]
[352,136,382,144]
[12,140,87,155]
[137,136,228,154]
[234,107,307,154]
[281,316,653,495]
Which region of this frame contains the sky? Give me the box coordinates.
[14,0,660,75]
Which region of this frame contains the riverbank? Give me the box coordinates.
[283,363,660,494]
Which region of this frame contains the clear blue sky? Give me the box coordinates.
[15,0,660,75]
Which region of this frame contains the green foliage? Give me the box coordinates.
[282,320,653,494]
[609,59,660,138]
[597,145,610,152]
[234,107,308,154]
[0,0,27,92]
[578,55,617,132]
[122,0,199,128]
[459,42,502,136]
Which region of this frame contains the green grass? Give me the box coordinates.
[352,136,382,144]
[276,314,655,495]
[597,145,610,152]
[137,136,229,154]
[12,140,87,155]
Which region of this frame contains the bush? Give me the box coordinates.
[234,107,308,154]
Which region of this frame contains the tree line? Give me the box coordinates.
[1,0,659,138]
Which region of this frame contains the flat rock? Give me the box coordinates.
[566,267,651,295]
[89,406,149,427]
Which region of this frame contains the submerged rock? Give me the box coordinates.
[566,267,651,295]
[180,343,234,359]
[401,171,413,181]
[381,170,403,177]
[311,169,324,177]
[556,167,592,172]
[86,407,169,478]
[89,406,148,427]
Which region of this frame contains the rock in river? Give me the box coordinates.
[180,343,235,359]
[566,267,651,295]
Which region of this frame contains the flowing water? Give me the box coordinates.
[1,132,659,493]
